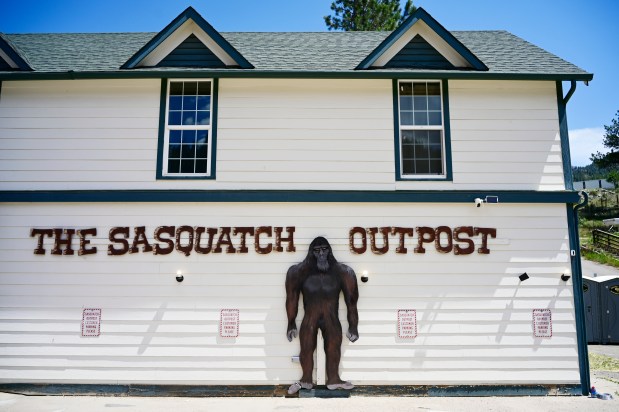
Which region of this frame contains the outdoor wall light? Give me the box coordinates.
[519,272,529,282]
[474,196,499,208]
[176,270,184,283]
[361,270,369,283]
[561,273,571,281]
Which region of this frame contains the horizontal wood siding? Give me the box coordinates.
[447,80,563,190]
[0,80,160,191]
[0,202,578,384]
[215,79,394,189]
[1,79,564,191]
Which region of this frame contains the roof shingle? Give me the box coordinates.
[2,30,590,79]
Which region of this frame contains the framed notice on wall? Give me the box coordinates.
[397,309,417,338]
[220,309,239,338]
[81,308,101,337]
[532,309,552,338]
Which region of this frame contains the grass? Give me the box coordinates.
[589,353,619,397]
[578,217,619,268]
[589,353,619,371]
[581,247,619,269]
[579,218,606,247]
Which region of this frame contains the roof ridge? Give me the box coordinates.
[6,30,515,35]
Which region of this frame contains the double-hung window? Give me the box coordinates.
[159,79,215,178]
[396,80,449,179]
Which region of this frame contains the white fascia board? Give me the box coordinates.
[0,48,18,69]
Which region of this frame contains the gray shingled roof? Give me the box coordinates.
[1,31,590,79]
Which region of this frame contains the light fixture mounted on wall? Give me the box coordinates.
[561,273,571,281]
[474,196,499,208]
[519,272,529,282]
[361,270,369,283]
[176,270,184,282]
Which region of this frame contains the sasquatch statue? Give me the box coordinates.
[285,236,359,394]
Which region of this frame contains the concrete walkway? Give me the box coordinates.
[0,370,617,412]
[581,258,619,279]
[0,383,616,412]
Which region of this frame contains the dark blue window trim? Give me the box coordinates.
[156,78,218,180]
[394,79,452,181]
[155,79,167,179]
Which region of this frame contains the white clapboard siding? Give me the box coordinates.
[0,202,579,385]
[0,79,161,191]
[1,79,565,191]
[446,80,564,190]
[215,79,393,188]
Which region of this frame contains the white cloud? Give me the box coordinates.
[568,127,605,166]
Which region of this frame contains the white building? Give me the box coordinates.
[0,7,593,396]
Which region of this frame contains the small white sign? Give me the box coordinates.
[81,308,101,337]
[533,309,552,338]
[398,309,417,338]
[220,309,239,338]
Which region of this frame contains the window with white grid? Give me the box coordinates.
[163,80,213,176]
[397,80,445,178]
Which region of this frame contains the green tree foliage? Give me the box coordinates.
[591,110,619,169]
[572,163,615,182]
[607,170,619,189]
[324,0,417,31]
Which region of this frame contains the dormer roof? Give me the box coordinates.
[121,7,253,69]
[356,7,487,71]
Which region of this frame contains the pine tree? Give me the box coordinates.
[591,110,619,168]
[324,0,417,31]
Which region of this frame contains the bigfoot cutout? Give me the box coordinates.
[285,237,359,394]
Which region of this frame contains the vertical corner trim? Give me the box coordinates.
[556,81,574,190]
[566,200,591,395]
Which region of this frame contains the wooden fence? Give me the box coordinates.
[592,229,619,255]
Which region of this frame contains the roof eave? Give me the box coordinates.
[0,70,594,82]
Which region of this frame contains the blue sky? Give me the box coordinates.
[1,0,616,166]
